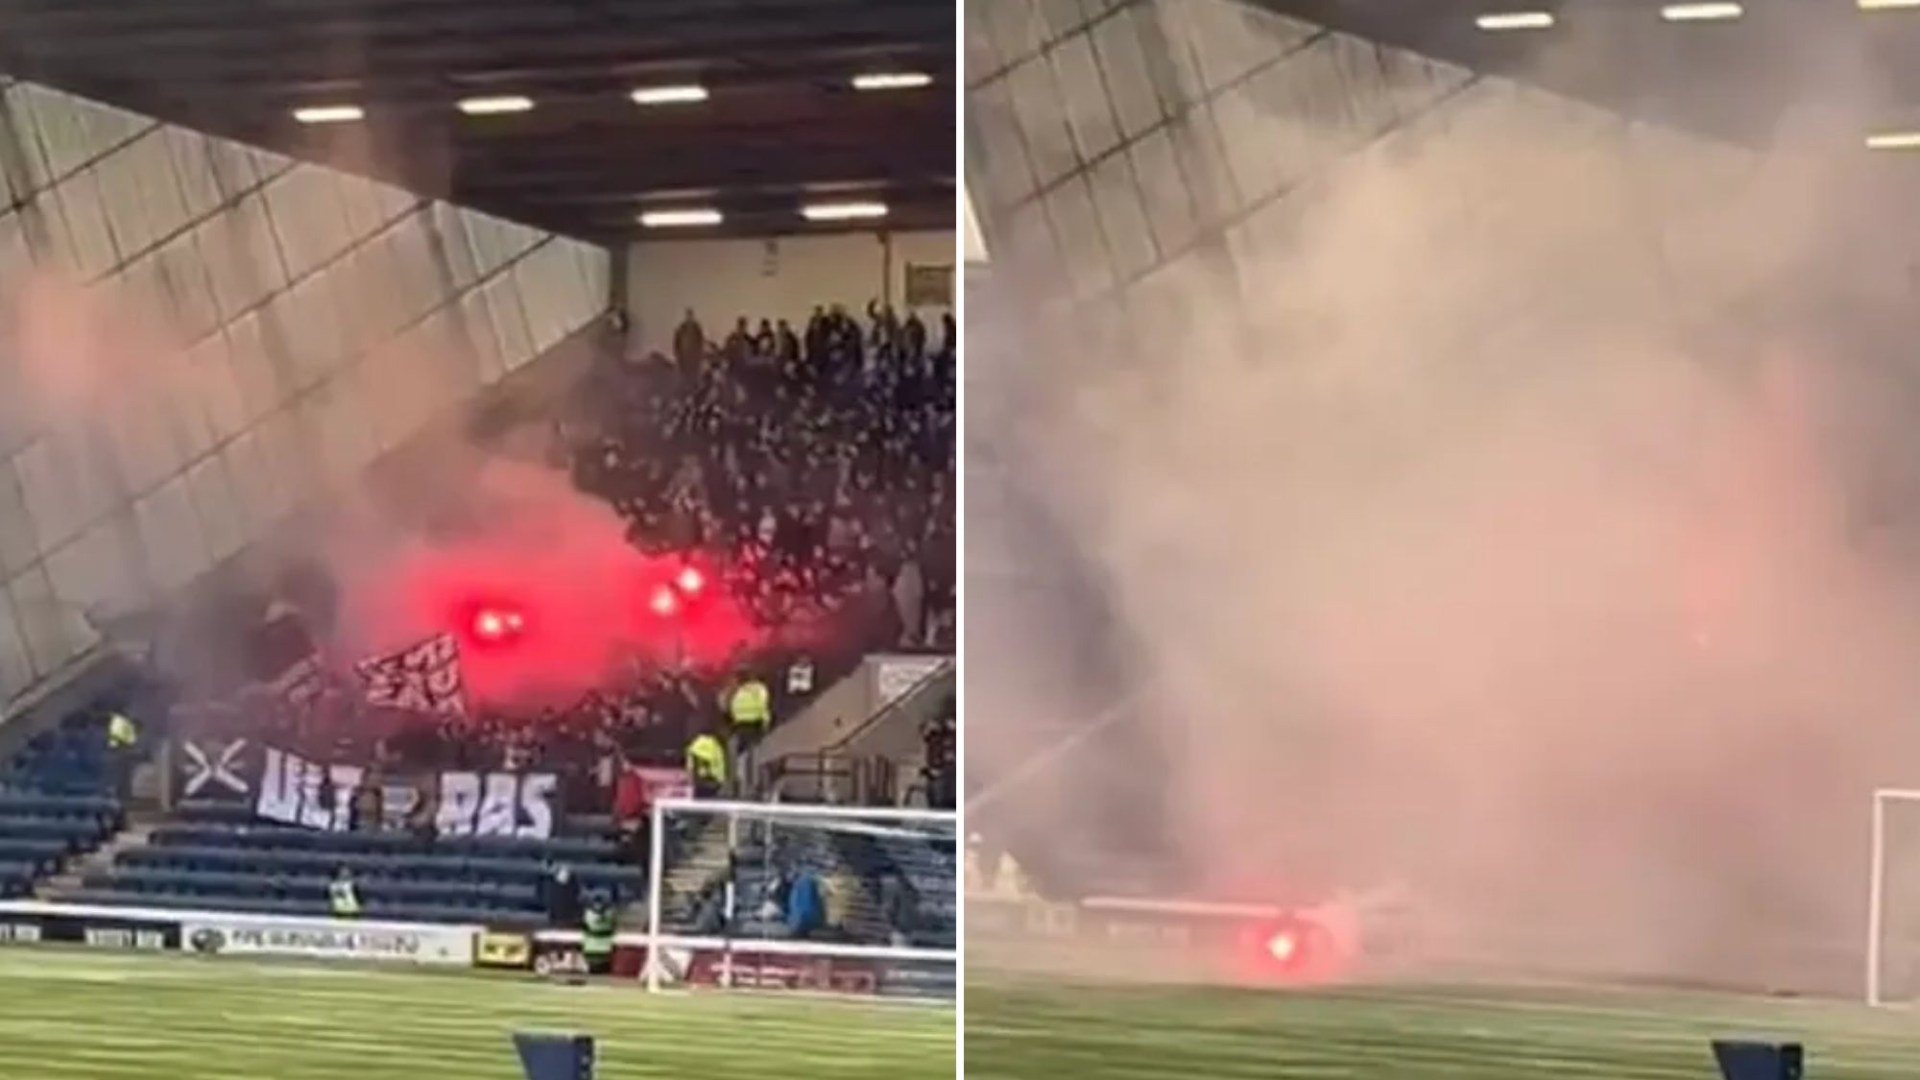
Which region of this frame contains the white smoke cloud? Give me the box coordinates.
[969,21,1920,993]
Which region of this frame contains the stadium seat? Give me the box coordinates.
[79,815,646,923]
[148,823,615,863]
[61,887,550,929]
[89,867,541,910]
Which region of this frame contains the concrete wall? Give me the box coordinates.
[964,187,989,265]
[0,77,610,704]
[962,0,1791,348]
[626,231,954,356]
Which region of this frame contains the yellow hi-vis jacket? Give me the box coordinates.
[106,713,138,750]
[328,879,362,917]
[727,680,771,730]
[685,734,728,786]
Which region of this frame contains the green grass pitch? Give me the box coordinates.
[0,947,955,1079]
[965,975,1920,1079]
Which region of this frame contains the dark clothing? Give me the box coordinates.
[542,873,584,928]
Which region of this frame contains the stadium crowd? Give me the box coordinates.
[553,300,956,775]
[165,298,956,811]
[574,301,956,649]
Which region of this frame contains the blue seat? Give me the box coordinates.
[118,844,642,903]
[96,866,540,909]
[0,816,104,848]
[173,800,253,825]
[0,791,118,818]
[149,824,616,864]
[66,888,547,928]
[98,791,646,925]
[0,838,70,867]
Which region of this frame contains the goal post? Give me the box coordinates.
[1865,787,1920,1006]
[643,797,957,999]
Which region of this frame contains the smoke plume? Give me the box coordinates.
[969,18,1920,993]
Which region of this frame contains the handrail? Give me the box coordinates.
[755,655,951,804]
[759,751,901,807]
[822,658,953,754]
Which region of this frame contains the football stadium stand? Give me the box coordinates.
[0,299,953,938]
[0,5,953,1076]
[0,790,120,900]
[70,801,641,927]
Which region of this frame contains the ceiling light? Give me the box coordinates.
[802,201,889,222]
[1661,2,1742,20]
[639,208,724,228]
[457,95,534,115]
[292,104,364,125]
[1860,0,1920,9]
[631,84,709,106]
[852,72,933,91]
[1866,131,1920,150]
[1475,11,1554,30]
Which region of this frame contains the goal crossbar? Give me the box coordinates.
[642,798,958,995]
[651,797,957,824]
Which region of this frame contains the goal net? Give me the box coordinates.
[643,797,957,999]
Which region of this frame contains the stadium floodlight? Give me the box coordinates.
[802,201,888,222]
[1661,2,1742,20]
[1475,11,1555,30]
[459,95,534,115]
[639,208,724,228]
[852,72,933,91]
[293,104,364,124]
[643,797,957,998]
[1866,131,1920,150]
[630,84,709,106]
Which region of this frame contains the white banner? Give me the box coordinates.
[356,632,467,717]
[253,746,557,839]
[180,914,474,965]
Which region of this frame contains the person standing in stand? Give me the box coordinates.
[105,711,139,801]
[684,729,727,799]
[328,866,362,919]
[723,667,772,795]
[580,893,616,977]
[542,864,583,929]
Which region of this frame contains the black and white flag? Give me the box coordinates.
[180,738,253,800]
[355,632,467,717]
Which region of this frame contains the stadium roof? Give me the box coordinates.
[0,0,955,242]
[1260,0,1920,148]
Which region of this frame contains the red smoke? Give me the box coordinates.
[1233,913,1347,986]
[396,547,757,705]
[334,460,769,707]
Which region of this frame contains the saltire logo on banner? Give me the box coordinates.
[355,632,467,717]
[180,739,251,799]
